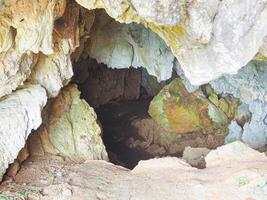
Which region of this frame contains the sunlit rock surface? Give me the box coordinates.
[0,85,47,180]
[1,142,267,199]
[29,39,73,98]
[0,0,66,98]
[0,0,266,95]
[28,84,108,161]
[76,0,267,85]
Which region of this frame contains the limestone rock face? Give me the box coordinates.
[29,39,73,98]
[28,84,108,161]
[1,142,267,199]
[149,79,212,133]
[88,11,175,81]
[76,0,267,85]
[211,61,267,149]
[148,78,238,134]
[259,36,267,58]
[0,85,47,180]
[0,0,66,98]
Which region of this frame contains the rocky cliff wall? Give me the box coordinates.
[0,0,267,181]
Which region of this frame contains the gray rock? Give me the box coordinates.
[225,121,243,144]
[211,61,267,148]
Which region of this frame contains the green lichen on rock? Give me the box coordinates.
[148,79,239,134]
[148,78,212,133]
[205,85,239,125]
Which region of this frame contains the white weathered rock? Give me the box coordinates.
[29,39,73,98]
[174,59,198,92]
[0,50,37,98]
[241,101,267,148]
[180,0,267,85]
[0,85,47,180]
[0,0,266,95]
[205,141,266,167]
[225,121,243,144]
[76,0,267,85]
[0,0,66,98]
[88,11,175,81]
[260,36,267,57]
[130,0,181,26]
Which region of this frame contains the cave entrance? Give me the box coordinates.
[67,6,177,169]
[68,7,226,169]
[72,58,168,169]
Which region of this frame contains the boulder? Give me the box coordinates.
[182,146,210,169]
[148,78,238,134]
[27,84,108,161]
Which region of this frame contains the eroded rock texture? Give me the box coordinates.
[29,39,73,98]
[77,0,267,85]
[148,78,238,134]
[28,84,108,161]
[0,0,84,181]
[0,0,266,96]
[0,85,47,180]
[87,10,175,81]
[211,61,267,149]
[1,142,267,200]
[0,0,66,98]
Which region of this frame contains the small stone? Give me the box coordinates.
[182,147,210,169]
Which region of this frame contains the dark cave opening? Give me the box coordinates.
[71,57,227,169]
[96,99,152,169]
[72,58,169,169]
[67,7,227,169]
